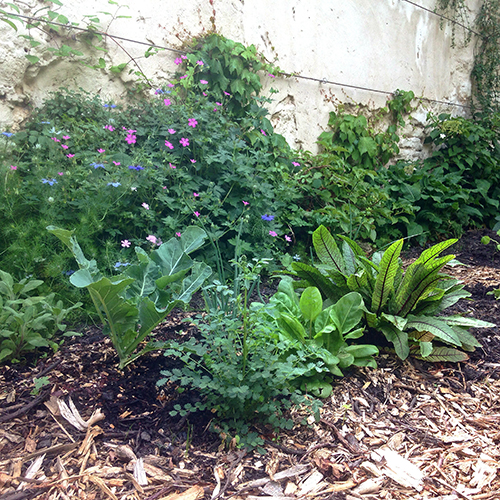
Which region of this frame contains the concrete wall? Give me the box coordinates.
[0,0,480,156]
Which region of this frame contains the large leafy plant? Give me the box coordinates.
[0,270,81,363]
[48,225,211,369]
[289,225,494,361]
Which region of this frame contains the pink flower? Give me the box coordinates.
[200,80,208,84]
[190,159,196,163]
[162,186,167,189]
[61,144,69,149]
[179,137,189,147]
[126,135,137,144]
[193,192,199,197]
[203,92,207,97]
[57,172,64,176]
[174,57,182,65]
[51,137,60,142]
[66,154,75,158]
[63,135,70,140]
[261,129,267,136]
[168,129,176,134]
[179,75,187,80]
[194,211,200,217]
[146,235,157,245]
[292,161,300,167]
[213,108,218,112]
[176,232,181,237]
[113,161,121,166]
[127,129,137,134]
[164,98,171,106]
[167,83,175,88]
[285,235,292,242]
[269,231,277,237]
[268,73,275,78]
[104,125,115,131]
[169,163,176,169]
[165,140,174,149]
[98,148,105,153]
[188,118,198,128]
[224,91,231,96]
[215,102,222,106]
[181,55,187,60]
[121,239,131,248]
[197,60,204,66]
[242,201,249,206]
[10,165,17,171]
[142,203,150,210]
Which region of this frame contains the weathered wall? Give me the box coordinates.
[0,0,480,156]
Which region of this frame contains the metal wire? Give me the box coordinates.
[2,10,471,109]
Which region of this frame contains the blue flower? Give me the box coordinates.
[103,104,117,108]
[107,182,121,187]
[293,254,301,261]
[155,89,171,95]
[114,262,130,268]
[63,270,75,276]
[261,214,275,221]
[128,165,144,171]
[40,121,50,124]
[2,132,14,137]
[91,163,105,169]
[41,178,57,186]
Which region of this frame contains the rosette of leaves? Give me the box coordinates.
[262,278,378,397]
[288,225,494,361]
[48,225,211,369]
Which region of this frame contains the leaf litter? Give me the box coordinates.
[1,229,500,500]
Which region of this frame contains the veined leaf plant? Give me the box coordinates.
[48,225,212,369]
[288,225,494,362]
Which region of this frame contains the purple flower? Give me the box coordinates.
[174,57,182,65]
[269,231,278,237]
[261,214,275,221]
[179,137,189,147]
[41,178,57,186]
[194,211,200,217]
[91,163,105,169]
[10,165,17,171]
[176,232,181,237]
[188,118,198,128]
[164,99,171,106]
[165,140,174,149]
[128,165,144,171]
[107,182,121,187]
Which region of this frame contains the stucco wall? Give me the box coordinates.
[0,0,480,156]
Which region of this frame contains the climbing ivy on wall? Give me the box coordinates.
[436,0,500,113]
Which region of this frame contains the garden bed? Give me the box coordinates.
[1,229,499,500]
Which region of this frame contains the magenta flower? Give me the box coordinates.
[61,144,69,149]
[98,148,105,153]
[169,163,176,169]
[66,154,75,158]
[261,130,267,136]
[179,75,187,80]
[104,125,115,131]
[165,140,174,149]
[126,135,136,144]
[168,129,176,134]
[164,98,171,106]
[194,211,200,217]
[51,137,60,142]
[62,135,70,140]
[269,231,278,237]
[188,118,198,128]
[57,172,64,176]
[242,200,249,206]
[113,161,121,166]
[10,165,17,171]
[176,232,181,237]
[197,60,204,66]
[190,159,196,163]
[142,203,150,210]
[181,55,187,60]
[200,80,208,84]
[162,186,167,189]
[167,83,175,88]
[193,192,199,197]
[292,161,300,167]
[224,91,231,96]
[121,239,131,248]
[127,129,137,134]
[268,73,275,78]
[146,235,157,245]
[179,138,189,147]
[215,102,222,106]
[203,92,207,97]
[174,57,182,65]
[285,235,292,242]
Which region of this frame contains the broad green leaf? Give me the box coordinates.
[124,261,158,298]
[151,238,193,277]
[179,226,207,254]
[331,292,364,335]
[379,322,409,360]
[278,313,306,343]
[291,262,338,301]
[300,379,333,398]
[174,261,212,304]
[406,316,461,346]
[419,342,433,357]
[417,346,468,363]
[299,287,322,322]
[25,55,39,64]
[371,239,403,314]
[343,344,379,358]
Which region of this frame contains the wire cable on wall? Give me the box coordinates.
[2,10,472,109]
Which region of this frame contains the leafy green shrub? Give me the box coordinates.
[288,225,494,361]
[49,225,211,369]
[0,270,81,363]
[482,221,500,299]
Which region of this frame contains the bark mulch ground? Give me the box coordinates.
[1,229,500,500]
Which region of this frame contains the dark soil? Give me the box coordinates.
[1,228,500,499]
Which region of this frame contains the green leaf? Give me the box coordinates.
[299,287,322,322]
[371,239,403,314]
[406,315,461,346]
[379,322,409,360]
[312,225,345,274]
[25,55,39,64]
[331,292,364,335]
[417,346,468,363]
